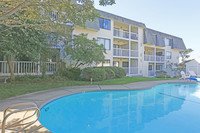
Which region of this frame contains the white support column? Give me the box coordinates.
[164,49,167,69]
[128,25,131,76]
[154,47,156,76]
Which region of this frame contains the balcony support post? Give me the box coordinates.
[128,25,131,76]
[154,47,156,76]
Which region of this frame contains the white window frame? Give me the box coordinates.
[166,51,172,59]
[97,38,111,50]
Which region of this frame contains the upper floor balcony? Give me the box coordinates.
[113,48,138,58]
[113,28,138,40]
[144,55,165,62]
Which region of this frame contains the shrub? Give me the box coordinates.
[81,67,106,81]
[156,74,170,78]
[105,67,126,78]
[62,68,81,80]
[81,67,126,81]
[103,67,115,80]
[156,71,170,78]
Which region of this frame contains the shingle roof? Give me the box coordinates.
[144,28,186,50]
[84,9,186,50]
[85,19,100,31]
[96,9,146,28]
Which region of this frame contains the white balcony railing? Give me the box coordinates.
[113,48,129,57]
[130,67,138,75]
[0,61,56,76]
[144,55,155,61]
[122,67,138,75]
[113,49,138,58]
[113,28,138,40]
[144,55,165,62]
[131,50,138,57]
[156,56,165,62]
[148,70,155,77]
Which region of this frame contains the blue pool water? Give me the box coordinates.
[39,83,200,133]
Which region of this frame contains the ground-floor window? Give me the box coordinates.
[113,61,119,67]
[122,61,129,68]
[148,64,153,70]
[156,65,163,70]
[97,38,111,50]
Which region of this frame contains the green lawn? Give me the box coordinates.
[0,77,174,100]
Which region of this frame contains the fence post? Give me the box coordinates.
[18,62,20,75]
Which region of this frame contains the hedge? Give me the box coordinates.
[81,67,126,81]
[81,67,106,81]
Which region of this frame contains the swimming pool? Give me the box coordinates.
[39,83,200,133]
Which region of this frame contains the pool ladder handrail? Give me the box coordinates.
[1,102,40,133]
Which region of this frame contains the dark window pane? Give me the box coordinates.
[99,18,111,30]
[99,18,104,29]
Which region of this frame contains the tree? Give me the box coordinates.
[0,0,115,26]
[0,24,47,80]
[0,0,116,79]
[65,34,106,68]
[180,48,193,62]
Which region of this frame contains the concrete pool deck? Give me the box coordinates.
[0,79,196,132]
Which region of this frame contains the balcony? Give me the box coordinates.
[113,28,138,40]
[131,50,138,57]
[113,48,138,58]
[144,55,165,62]
[144,55,155,61]
[156,56,165,62]
[122,67,138,75]
[148,70,155,77]
[113,48,129,57]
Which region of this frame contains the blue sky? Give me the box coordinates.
[94,0,200,59]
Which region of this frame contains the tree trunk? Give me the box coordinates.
[6,56,15,81]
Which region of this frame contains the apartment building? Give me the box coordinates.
[0,9,186,77]
[73,9,186,77]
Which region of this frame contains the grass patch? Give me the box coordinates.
[0,77,175,100]
[0,79,90,100]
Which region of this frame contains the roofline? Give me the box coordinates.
[95,9,146,28]
[146,28,183,39]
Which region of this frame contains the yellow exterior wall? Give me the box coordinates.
[73,20,114,66]
[72,18,182,77]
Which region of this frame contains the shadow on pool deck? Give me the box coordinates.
[0,79,196,133]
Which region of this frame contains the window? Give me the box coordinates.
[99,18,111,30]
[98,59,110,66]
[97,38,111,50]
[156,52,163,56]
[156,65,163,70]
[122,62,129,67]
[76,0,84,5]
[114,28,120,37]
[113,44,120,48]
[104,60,110,66]
[148,65,153,70]
[164,38,173,46]
[166,51,172,59]
[113,61,119,67]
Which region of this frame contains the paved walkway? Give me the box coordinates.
[0,79,196,132]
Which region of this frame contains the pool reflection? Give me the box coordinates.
[39,83,200,133]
